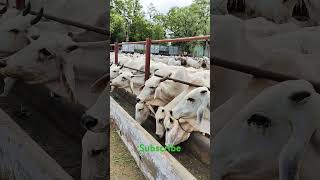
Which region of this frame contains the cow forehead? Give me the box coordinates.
[30,33,75,50]
[242,80,314,113]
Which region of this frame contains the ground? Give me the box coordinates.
[110,122,146,180]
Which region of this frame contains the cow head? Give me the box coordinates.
[135,102,151,124]
[0,32,80,102]
[172,87,210,123]
[110,64,122,79]
[110,71,134,91]
[164,116,194,146]
[0,5,43,57]
[154,107,167,138]
[136,74,171,103]
[81,87,108,132]
[212,80,319,180]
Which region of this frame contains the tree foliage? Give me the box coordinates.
[110,0,210,53]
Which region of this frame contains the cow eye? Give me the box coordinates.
[159,119,164,123]
[247,114,271,128]
[149,86,155,89]
[113,70,117,73]
[39,48,52,56]
[187,98,195,102]
[166,128,170,131]
[169,118,173,123]
[65,45,79,53]
[9,29,20,34]
[122,77,127,80]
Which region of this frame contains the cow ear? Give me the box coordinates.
[289,91,311,105]
[197,106,206,123]
[60,62,77,103]
[154,87,161,99]
[91,74,109,93]
[129,79,134,94]
[147,104,156,114]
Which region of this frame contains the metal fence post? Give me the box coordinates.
[145,38,151,81]
[16,0,25,10]
[114,42,119,64]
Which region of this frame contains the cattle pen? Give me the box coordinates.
[110,36,210,180]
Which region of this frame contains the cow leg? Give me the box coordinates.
[81,131,108,180]
[0,77,16,97]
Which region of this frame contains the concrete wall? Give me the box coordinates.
[0,108,74,180]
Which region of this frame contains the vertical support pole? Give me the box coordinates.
[115,42,119,65]
[16,0,25,10]
[145,38,151,82]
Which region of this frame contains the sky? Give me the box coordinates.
[140,0,194,14]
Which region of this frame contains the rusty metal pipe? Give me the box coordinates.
[144,38,151,81]
[212,56,320,92]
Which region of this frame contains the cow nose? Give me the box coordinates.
[156,134,162,139]
[170,110,173,116]
[136,98,141,103]
[202,63,206,68]
[81,115,98,129]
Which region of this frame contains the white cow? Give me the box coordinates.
[212,80,320,180]
[137,68,189,106]
[135,101,156,124]
[81,77,109,180]
[0,6,43,57]
[171,87,210,123]
[110,71,144,96]
[0,32,107,108]
[154,75,210,137]
[163,87,210,146]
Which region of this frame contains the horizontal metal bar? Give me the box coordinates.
[110,35,210,46]
[212,56,320,92]
[117,64,209,89]
[0,3,108,35]
[29,10,109,35]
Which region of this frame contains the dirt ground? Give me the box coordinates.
[110,122,145,180]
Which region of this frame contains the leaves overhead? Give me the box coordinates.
[110,0,210,52]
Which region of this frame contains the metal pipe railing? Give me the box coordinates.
[111,36,210,83]
[0,2,108,35]
[110,35,210,46]
[117,64,210,89]
[144,38,151,81]
[212,56,320,92]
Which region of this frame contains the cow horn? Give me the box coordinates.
[22,2,31,16]
[279,112,316,180]
[0,0,8,14]
[159,73,172,82]
[30,8,43,25]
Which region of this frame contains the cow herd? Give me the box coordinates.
[110,52,210,146]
